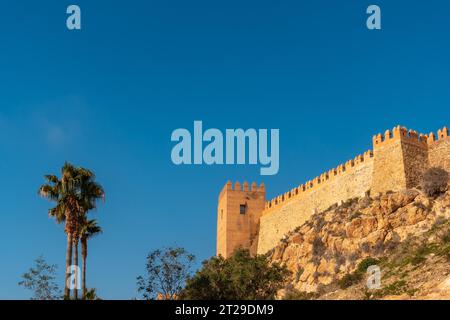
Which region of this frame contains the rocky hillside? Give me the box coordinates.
[268,187,450,300]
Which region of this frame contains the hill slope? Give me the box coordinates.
[267,187,450,299]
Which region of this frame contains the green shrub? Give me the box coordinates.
[337,257,381,289]
[338,272,363,289]
[357,257,380,273]
[283,289,318,300]
[312,237,326,257]
[295,267,304,282]
[420,167,449,197]
[442,230,450,244]
[377,280,407,297]
[410,255,426,266]
[180,249,291,300]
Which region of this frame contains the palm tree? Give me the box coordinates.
[79,218,102,299]
[76,168,105,299]
[39,163,105,300]
[39,162,82,299]
[73,230,80,300]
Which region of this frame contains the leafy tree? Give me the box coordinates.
[180,249,291,300]
[137,247,195,300]
[19,256,61,300]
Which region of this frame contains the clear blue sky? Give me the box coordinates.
[0,0,449,299]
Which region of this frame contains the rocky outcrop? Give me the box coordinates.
[268,187,450,299]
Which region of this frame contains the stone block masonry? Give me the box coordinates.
[217,181,266,258]
[217,126,449,258]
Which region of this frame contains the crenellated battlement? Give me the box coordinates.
[264,150,374,211]
[264,126,449,212]
[219,181,265,201]
[218,125,450,257]
[372,126,449,149]
[427,126,449,144]
[372,126,426,149]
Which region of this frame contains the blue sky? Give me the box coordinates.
[0,0,449,299]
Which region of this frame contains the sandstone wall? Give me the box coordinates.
[371,126,432,193]
[429,136,450,173]
[216,189,228,257]
[217,181,266,258]
[255,127,448,255]
[401,140,429,188]
[257,157,374,254]
[371,139,406,194]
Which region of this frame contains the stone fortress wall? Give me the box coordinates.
[257,151,374,254]
[217,126,450,258]
[217,181,266,258]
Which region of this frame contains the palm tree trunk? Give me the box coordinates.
[73,239,79,300]
[65,233,73,299]
[81,238,87,299]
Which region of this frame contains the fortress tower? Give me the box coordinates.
[217,125,450,257]
[217,181,265,258]
[372,126,430,194]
